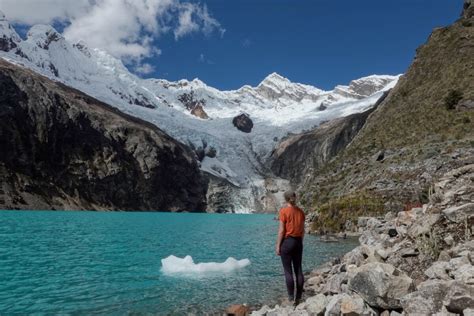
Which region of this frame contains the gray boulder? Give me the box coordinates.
[296,294,328,315]
[400,279,452,314]
[407,213,441,238]
[323,272,347,294]
[324,293,375,316]
[464,308,474,316]
[348,262,414,309]
[343,247,366,267]
[425,261,452,280]
[443,203,474,223]
[443,281,474,313]
[451,264,474,284]
[232,113,253,133]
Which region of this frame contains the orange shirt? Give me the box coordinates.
[279,205,305,238]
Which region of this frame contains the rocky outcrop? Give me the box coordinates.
[0,59,207,211]
[0,11,20,52]
[269,92,388,184]
[178,91,209,119]
[464,0,473,19]
[190,104,209,119]
[232,113,254,133]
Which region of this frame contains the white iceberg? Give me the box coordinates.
[161,255,251,275]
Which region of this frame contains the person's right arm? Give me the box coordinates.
[276,220,285,256]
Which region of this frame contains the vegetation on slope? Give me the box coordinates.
[301,5,474,232]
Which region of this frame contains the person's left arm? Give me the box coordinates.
[302,211,306,242]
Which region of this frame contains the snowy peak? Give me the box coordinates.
[259,72,291,86]
[27,25,64,50]
[334,75,400,99]
[0,11,21,52]
[251,72,325,104]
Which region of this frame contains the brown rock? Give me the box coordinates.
[226,304,249,316]
[190,104,209,119]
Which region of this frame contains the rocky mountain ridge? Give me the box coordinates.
[0,59,207,211]
[269,91,390,185]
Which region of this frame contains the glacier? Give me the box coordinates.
[0,12,400,213]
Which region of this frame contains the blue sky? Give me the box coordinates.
[10,0,462,90]
[151,0,462,90]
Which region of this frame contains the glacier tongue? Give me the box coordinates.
[0,16,400,213]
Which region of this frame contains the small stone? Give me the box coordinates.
[251,305,271,316]
[388,228,398,237]
[438,250,451,262]
[425,261,452,280]
[357,217,370,228]
[375,248,391,260]
[444,234,455,246]
[400,248,420,258]
[308,276,323,286]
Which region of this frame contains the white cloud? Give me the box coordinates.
[134,63,156,75]
[174,3,224,40]
[0,0,91,24]
[0,0,224,65]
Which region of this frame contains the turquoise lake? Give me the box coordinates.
[0,211,358,315]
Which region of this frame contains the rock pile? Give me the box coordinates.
[252,164,474,315]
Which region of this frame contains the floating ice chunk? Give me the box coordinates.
[161,255,250,275]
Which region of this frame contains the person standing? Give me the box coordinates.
[275,190,306,306]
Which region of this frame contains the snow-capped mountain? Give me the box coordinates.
[0,12,400,212]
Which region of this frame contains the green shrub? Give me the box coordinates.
[309,192,385,233]
[444,89,463,110]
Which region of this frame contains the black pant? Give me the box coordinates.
[280,236,304,300]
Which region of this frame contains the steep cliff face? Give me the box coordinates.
[299,3,474,213]
[269,92,389,185]
[0,60,207,211]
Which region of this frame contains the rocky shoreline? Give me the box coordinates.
[249,164,473,316]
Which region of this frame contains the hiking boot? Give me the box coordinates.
[293,298,301,308]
